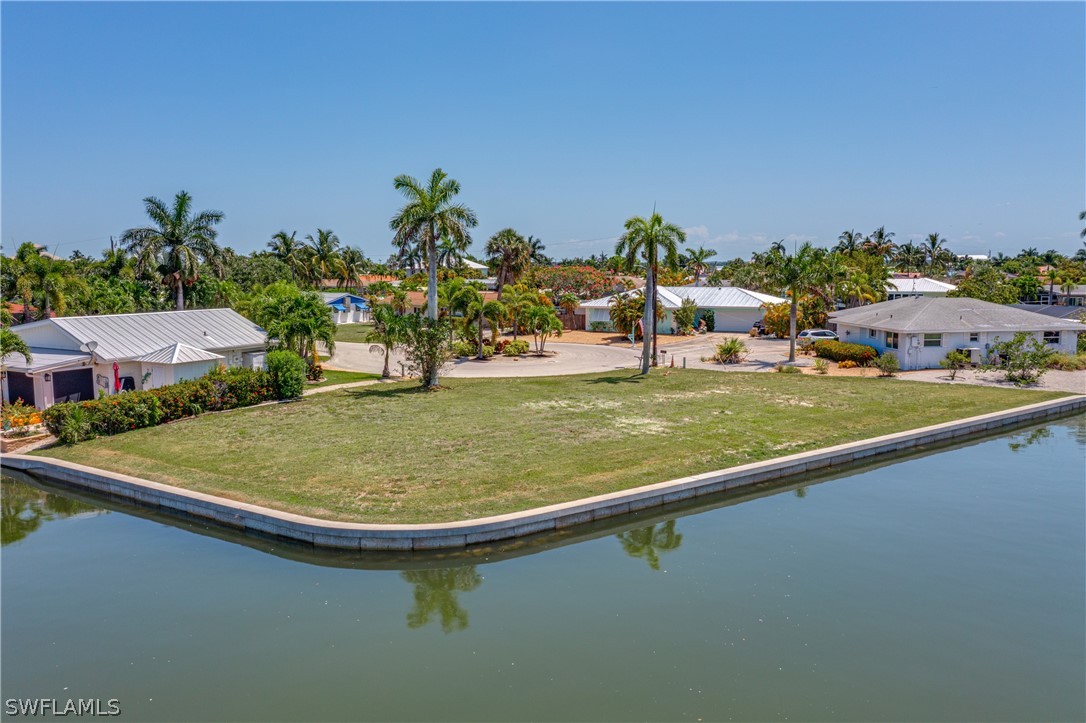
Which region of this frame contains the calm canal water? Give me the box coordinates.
[2,416,1084,722]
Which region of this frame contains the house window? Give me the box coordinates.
[1042,331,1061,345]
[969,333,979,343]
[886,332,899,350]
[868,328,877,338]
[923,333,942,347]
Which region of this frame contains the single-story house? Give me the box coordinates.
[321,293,370,324]
[579,286,786,333]
[1037,284,1086,307]
[828,296,1081,370]
[885,276,957,300]
[1,308,268,409]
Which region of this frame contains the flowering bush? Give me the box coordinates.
[812,340,878,364]
[524,266,620,301]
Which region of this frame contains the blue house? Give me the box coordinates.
[321,293,370,324]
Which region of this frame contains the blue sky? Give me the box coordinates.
[3,2,1084,262]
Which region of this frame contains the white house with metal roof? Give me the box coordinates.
[885,276,957,300]
[579,286,786,333]
[1,309,267,408]
[828,296,1081,370]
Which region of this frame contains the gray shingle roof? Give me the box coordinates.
[1008,304,1086,320]
[829,296,1085,333]
[17,309,266,361]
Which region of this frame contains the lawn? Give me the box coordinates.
[36,370,1064,524]
[333,322,374,343]
[307,369,381,389]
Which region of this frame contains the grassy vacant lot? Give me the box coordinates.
[333,322,374,343]
[37,370,1063,523]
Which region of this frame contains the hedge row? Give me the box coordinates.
[812,339,879,364]
[43,365,284,445]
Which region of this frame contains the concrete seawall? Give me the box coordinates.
[4,395,1084,551]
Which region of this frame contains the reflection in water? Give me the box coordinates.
[401,567,483,633]
[1007,427,1053,452]
[795,486,808,499]
[616,520,683,571]
[1,478,100,546]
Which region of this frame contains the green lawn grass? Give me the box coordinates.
[333,323,374,343]
[36,370,1064,523]
[307,370,381,388]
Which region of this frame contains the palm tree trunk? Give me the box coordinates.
[788,294,798,363]
[176,283,185,311]
[651,265,659,367]
[382,347,391,378]
[426,225,439,388]
[641,265,653,374]
[477,313,485,359]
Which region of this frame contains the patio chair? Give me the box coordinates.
[55,395,68,404]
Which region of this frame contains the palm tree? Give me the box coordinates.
[436,237,468,269]
[268,231,305,283]
[121,190,224,310]
[501,284,533,341]
[768,242,826,362]
[616,520,683,571]
[684,246,718,286]
[616,212,686,373]
[1042,267,1063,305]
[485,228,531,295]
[365,304,406,377]
[1,327,32,365]
[836,229,863,254]
[304,229,341,289]
[1079,210,1085,239]
[389,287,411,316]
[923,233,948,276]
[526,235,547,264]
[862,226,896,260]
[336,246,367,290]
[390,169,477,388]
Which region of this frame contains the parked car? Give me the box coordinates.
[797,329,838,341]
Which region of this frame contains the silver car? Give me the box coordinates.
[797,329,838,341]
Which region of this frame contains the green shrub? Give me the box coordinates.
[57,404,91,446]
[986,332,1054,385]
[149,378,219,422]
[813,358,829,375]
[673,298,698,335]
[452,340,476,357]
[589,321,610,333]
[874,351,900,377]
[775,363,802,374]
[480,345,495,359]
[502,339,530,356]
[701,309,715,331]
[1078,333,1086,355]
[1047,352,1086,371]
[812,340,878,364]
[89,391,163,436]
[207,366,275,409]
[267,349,306,399]
[939,349,970,380]
[714,338,748,364]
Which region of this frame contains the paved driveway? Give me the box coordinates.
[327,341,640,378]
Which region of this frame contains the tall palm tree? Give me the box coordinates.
[526,235,547,264]
[390,169,477,387]
[268,230,305,283]
[1042,267,1063,305]
[862,226,896,260]
[836,229,863,254]
[616,212,686,373]
[768,242,826,362]
[923,233,948,276]
[684,246,718,286]
[121,190,224,310]
[336,246,367,290]
[485,228,531,295]
[304,229,341,289]
[501,284,533,341]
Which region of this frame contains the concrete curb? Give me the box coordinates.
[4,395,1084,551]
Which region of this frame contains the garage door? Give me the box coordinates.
[52,368,94,403]
[711,309,763,332]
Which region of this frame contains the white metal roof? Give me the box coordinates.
[462,259,488,270]
[579,286,783,310]
[134,343,225,365]
[886,277,957,294]
[829,296,1085,333]
[0,348,90,374]
[13,309,267,361]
